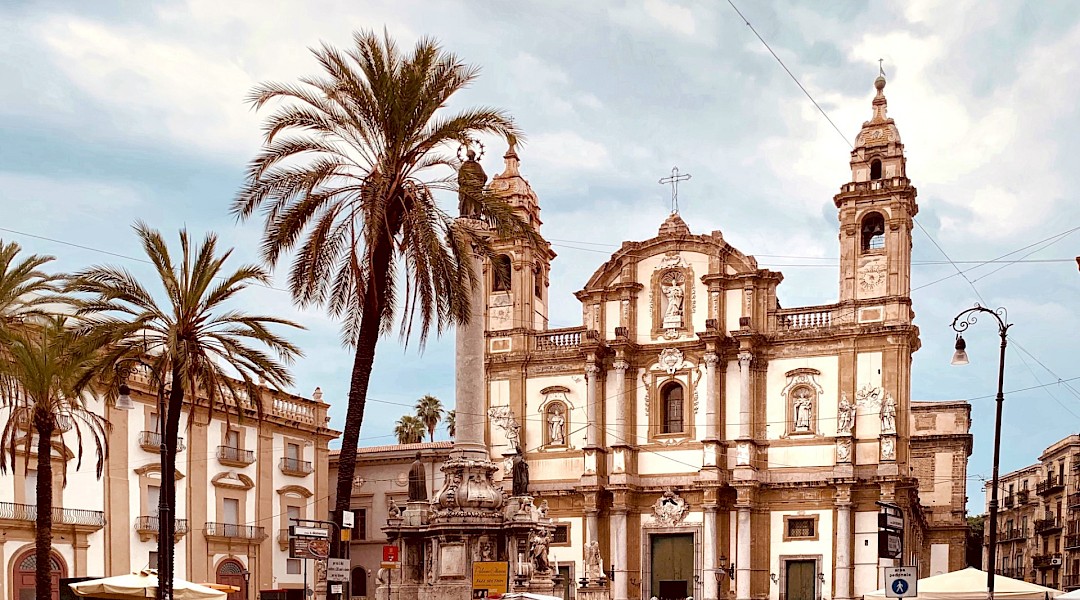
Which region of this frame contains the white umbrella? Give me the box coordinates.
[69,570,227,600]
[497,593,563,600]
[863,567,1061,600]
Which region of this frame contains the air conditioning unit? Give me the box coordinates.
[1051,557,1063,566]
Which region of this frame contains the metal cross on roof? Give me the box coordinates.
[658,166,692,214]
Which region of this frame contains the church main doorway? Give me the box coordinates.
[783,559,817,600]
[649,533,693,600]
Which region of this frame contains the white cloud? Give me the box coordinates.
[527,131,612,171]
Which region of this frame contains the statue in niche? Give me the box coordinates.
[661,272,685,329]
[512,446,530,496]
[457,146,487,218]
[530,530,551,573]
[837,393,856,435]
[881,436,895,460]
[880,393,897,434]
[792,389,813,432]
[408,452,427,501]
[836,438,851,463]
[547,404,566,445]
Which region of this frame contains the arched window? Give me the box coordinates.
[492,254,512,292]
[545,402,567,447]
[352,566,368,598]
[661,383,684,434]
[870,159,883,180]
[14,550,66,600]
[860,212,886,252]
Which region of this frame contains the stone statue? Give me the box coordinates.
[408,452,427,501]
[880,393,896,434]
[662,280,684,329]
[881,436,895,460]
[547,404,566,445]
[538,499,550,519]
[457,147,487,218]
[512,446,530,496]
[792,390,813,432]
[530,531,551,573]
[388,498,402,519]
[585,540,605,579]
[837,393,855,435]
[837,438,851,463]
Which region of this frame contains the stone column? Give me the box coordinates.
[738,351,752,439]
[835,488,853,600]
[611,508,629,600]
[585,362,601,447]
[703,505,719,600]
[454,241,489,460]
[703,352,719,439]
[736,506,751,600]
[612,360,629,445]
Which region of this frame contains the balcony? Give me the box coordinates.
[0,502,106,529]
[1037,475,1065,496]
[204,522,267,540]
[998,528,1025,543]
[1003,494,1015,508]
[1065,574,1080,590]
[217,445,255,467]
[1067,533,1080,550]
[1035,516,1063,535]
[133,515,190,542]
[1018,490,1031,504]
[1033,553,1062,569]
[138,431,185,453]
[279,457,313,477]
[533,327,585,352]
[1070,492,1080,511]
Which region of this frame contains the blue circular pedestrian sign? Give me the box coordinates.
[891,580,908,595]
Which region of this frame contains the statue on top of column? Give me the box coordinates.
[408,452,427,501]
[457,144,487,219]
[512,446,530,496]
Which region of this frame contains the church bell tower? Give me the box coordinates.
[834,71,918,324]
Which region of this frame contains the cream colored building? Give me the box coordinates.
[0,370,337,600]
[468,73,971,600]
[983,435,1080,590]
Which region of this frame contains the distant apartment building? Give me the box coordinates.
[984,435,1080,590]
[0,369,337,600]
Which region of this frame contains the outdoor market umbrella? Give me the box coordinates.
[863,567,1061,600]
[69,570,227,600]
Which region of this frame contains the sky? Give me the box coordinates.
[1,0,1078,513]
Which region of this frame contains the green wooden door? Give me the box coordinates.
[785,560,816,600]
[651,533,694,600]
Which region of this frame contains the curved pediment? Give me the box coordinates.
[134,463,185,481]
[211,471,255,490]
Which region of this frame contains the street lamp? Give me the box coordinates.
[950,303,1010,599]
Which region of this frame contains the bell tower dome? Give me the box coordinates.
[834,71,919,322]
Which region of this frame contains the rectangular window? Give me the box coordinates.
[787,517,815,538]
[24,469,37,504]
[225,429,240,448]
[287,559,302,575]
[552,524,570,545]
[149,551,159,569]
[223,498,240,525]
[148,485,161,515]
[150,412,159,433]
[1022,516,1028,534]
[352,508,368,541]
[287,443,300,460]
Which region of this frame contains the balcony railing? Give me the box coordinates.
[998,528,1024,542]
[1069,492,1080,511]
[1067,533,1080,550]
[204,522,266,539]
[138,431,185,453]
[134,515,189,537]
[999,568,1021,580]
[1018,490,1031,504]
[533,327,585,352]
[1035,516,1063,535]
[0,501,105,527]
[1065,574,1080,590]
[1003,494,1015,508]
[280,457,313,476]
[1033,553,1062,569]
[217,445,255,466]
[1037,476,1065,496]
[776,307,834,330]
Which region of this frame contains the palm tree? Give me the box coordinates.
[232,30,535,537]
[394,415,425,445]
[67,223,301,600]
[0,240,59,340]
[0,316,109,600]
[446,409,456,439]
[415,394,443,442]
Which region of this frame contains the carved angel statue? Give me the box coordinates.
[387,498,402,519]
[663,282,684,318]
[837,393,856,435]
[584,540,605,579]
[880,393,896,434]
[881,436,895,460]
[530,531,552,572]
[837,439,851,462]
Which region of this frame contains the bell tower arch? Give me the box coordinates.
[834,72,919,323]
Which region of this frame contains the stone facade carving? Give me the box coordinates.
[781,368,825,436]
[881,436,896,461]
[584,540,605,580]
[880,393,897,434]
[736,441,751,466]
[836,438,852,463]
[659,348,684,375]
[649,490,690,526]
[858,255,887,296]
[487,405,521,452]
[837,392,856,435]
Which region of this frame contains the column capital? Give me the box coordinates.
[584,362,601,376]
[612,359,630,373]
[737,350,753,367]
[703,352,720,367]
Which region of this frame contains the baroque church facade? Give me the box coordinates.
[472,74,971,600]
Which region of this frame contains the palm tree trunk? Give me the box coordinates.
[159,366,184,600]
[332,242,391,558]
[34,416,55,600]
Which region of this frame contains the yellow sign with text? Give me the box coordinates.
[472,561,509,595]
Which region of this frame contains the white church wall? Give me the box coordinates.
[632,371,648,446]
[768,509,833,600]
[768,444,834,469]
[638,449,700,475]
[854,352,883,440]
[532,456,581,481]
[764,356,839,441]
[488,379,513,458]
[604,299,619,340]
[723,361,740,441]
[853,511,880,596]
[724,289,742,334]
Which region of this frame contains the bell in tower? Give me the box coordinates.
[833,67,919,323]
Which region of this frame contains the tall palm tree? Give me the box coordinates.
[393,415,426,445]
[445,409,456,439]
[0,316,109,600]
[415,394,443,442]
[232,30,535,537]
[0,240,59,340]
[67,223,301,600]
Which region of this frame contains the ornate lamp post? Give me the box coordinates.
[950,304,1010,599]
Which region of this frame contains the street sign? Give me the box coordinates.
[879,513,904,531]
[330,585,343,595]
[342,511,355,529]
[383,545,399,563]
[290,538,331,559]
[290,526,330,539]
[878,530,903,559]
[327,559,350,582]
[380,562,400,570]
[472,562,509,595]
[885,567,917,598]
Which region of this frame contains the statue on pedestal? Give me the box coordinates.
[408,452,428,501]
[458,146,487,219]
[530,531,551,573]
[512,446,530,496]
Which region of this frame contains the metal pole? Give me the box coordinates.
[987,328,1007,597]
